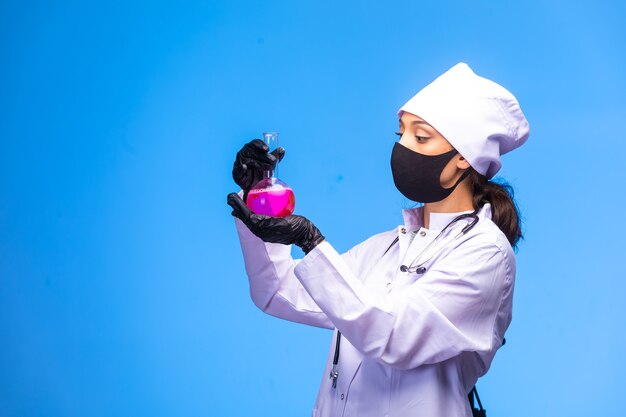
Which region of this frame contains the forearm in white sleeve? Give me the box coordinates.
[234,217,334,329]
[293,239,514,370]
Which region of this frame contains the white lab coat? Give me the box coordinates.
[233,203,515,417]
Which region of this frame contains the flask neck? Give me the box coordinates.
[263,132,279,180]
[264,168,276,179]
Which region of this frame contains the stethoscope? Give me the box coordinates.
[400,210,479,274]
[329,208,480,389]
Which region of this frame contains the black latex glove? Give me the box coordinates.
[227,193,325,254]
[232,139,285,200]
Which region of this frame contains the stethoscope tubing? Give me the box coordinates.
[401,211,479,274]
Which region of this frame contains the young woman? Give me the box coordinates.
[227,63,529,417]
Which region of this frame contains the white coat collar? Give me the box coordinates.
[401,203,493,232]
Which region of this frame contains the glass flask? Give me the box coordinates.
[246,132,296,217]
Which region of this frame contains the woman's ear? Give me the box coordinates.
[456,155,471,170]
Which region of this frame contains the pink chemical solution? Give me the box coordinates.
[246,178,295,217]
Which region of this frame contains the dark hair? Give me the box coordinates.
[468,169,523,249]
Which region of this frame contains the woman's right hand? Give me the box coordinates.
[232,139,285,196]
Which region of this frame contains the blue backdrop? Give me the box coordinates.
[1,1,625,416]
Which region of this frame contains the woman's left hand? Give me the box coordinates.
[227,193,325,254]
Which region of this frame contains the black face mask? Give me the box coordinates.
[390,142,470,203]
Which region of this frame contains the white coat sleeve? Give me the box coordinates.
[233,217,334,329]
[293,237,515,370]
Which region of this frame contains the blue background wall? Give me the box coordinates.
[1,1,625,416]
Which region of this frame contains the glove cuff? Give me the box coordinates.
[301,234,325,255]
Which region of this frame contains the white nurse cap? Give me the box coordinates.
[398,63,530,178]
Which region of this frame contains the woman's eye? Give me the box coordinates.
[394,131,403,137]
[415,136,428,142]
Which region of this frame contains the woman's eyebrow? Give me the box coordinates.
[398,119,430,126]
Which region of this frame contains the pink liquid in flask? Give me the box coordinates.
[246,178,295,217]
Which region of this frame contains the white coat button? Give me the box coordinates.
[341,394,345,400]
[419,231,426,237]
[400,227,406,234]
